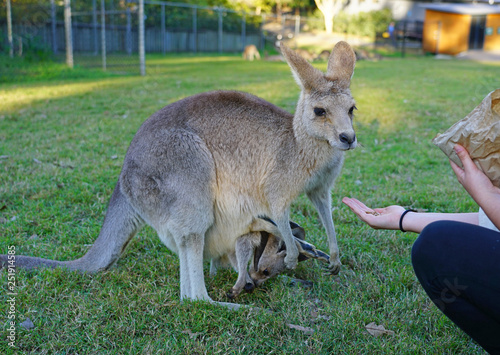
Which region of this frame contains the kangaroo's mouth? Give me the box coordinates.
[329,139,357,151]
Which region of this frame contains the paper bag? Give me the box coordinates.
[432,89,500,187]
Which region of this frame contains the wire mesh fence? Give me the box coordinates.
[70,0,140,74]
[1,1,59,58]
[2,1,400,79]
[142,2,270,54]
[1,0,300,78]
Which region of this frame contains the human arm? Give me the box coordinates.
[450,144,500,230]
[342,144,500,233]
[341,197,478,234]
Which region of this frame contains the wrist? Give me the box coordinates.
[472,184,500,208]
[399,209,416,232]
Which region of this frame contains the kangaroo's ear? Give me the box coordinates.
[280,42,323,91]
[326,41,356,89]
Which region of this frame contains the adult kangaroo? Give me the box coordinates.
[1,42,357,308]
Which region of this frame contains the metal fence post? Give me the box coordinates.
[281,14,286,36]
[401,19,407,58]
[192,7,197,53]
[161,4,166,54]
[139,0,145,76]
[126,6,132,55]
[295,15,300,47]
[51,0,58,54]
[241,13,246,50]
[218,8,223,53]
[6,0,13,58]
[100,0,106,70]
[64,0,73,68]
[92,0,98,55]
[260,14,266,50]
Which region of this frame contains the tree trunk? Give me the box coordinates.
[324,16,333,34]
[315,0,336,34]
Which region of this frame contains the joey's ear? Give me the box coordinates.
[280,42,323,91]
[289,221,305,241]
[326,41,356,89]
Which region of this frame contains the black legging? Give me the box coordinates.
[412,221,500,354]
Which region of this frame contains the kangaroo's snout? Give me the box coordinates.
[244,282,255,293]
[339,132,356,150]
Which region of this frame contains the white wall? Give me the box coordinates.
[342,0,427,21]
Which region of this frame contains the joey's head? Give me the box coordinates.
[249,232,286,287]
[248,223,311,287]
[281,41,357,151]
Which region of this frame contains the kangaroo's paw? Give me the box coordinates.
[227,281,256,299]
[325,256,342,275]
[284,252,299,270]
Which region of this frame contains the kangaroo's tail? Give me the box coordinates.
[1,182,144,273]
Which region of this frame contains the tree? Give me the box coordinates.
[314,0,342,34]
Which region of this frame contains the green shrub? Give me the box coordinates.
[334,8,393,39]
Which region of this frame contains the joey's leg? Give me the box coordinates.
[227,233,259,298]
[307,190,342,275]
[210,257,221,277]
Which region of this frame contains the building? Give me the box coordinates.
[422,3,500,55]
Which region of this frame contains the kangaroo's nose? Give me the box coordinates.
[339,132,356,145]
[244,282,255,293]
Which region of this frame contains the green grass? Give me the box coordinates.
[1,53,498,354]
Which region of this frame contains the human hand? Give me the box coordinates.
[342,197,405,230]
[450,144,500,204]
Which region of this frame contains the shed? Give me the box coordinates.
[422,3,500,55]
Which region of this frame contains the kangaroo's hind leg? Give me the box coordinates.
[121,129,218,303]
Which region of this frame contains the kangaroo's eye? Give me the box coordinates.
[262,269,270,276]
[348,105,357,115]
[314,107,326,117]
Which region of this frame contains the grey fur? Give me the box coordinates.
[224,219,330,299]
[0,41,356,309]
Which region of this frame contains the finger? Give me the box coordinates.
[454,144,476,172]
[352,198,371,211]
[344,197,373,213]
[343,200,368,221]
[342,197,363,212]
[344,199,372,218]
[449,158,464,181]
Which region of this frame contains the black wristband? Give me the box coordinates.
[399,209,416,232]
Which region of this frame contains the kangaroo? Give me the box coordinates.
[242,44,261,61]
[225,220,330,299]
[0,41,357,309]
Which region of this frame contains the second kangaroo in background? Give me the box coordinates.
[242,44,261,61]
[1,41,357,309]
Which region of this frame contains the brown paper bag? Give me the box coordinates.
[432,89,500,187]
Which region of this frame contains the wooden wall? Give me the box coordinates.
[423,10,471,55]
[485,14,500,51]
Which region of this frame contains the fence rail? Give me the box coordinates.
[1,0,321,76]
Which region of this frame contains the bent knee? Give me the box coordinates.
[412,220,456,255]
[411,221,454,274]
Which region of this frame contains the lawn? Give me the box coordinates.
[1,51,498,354]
